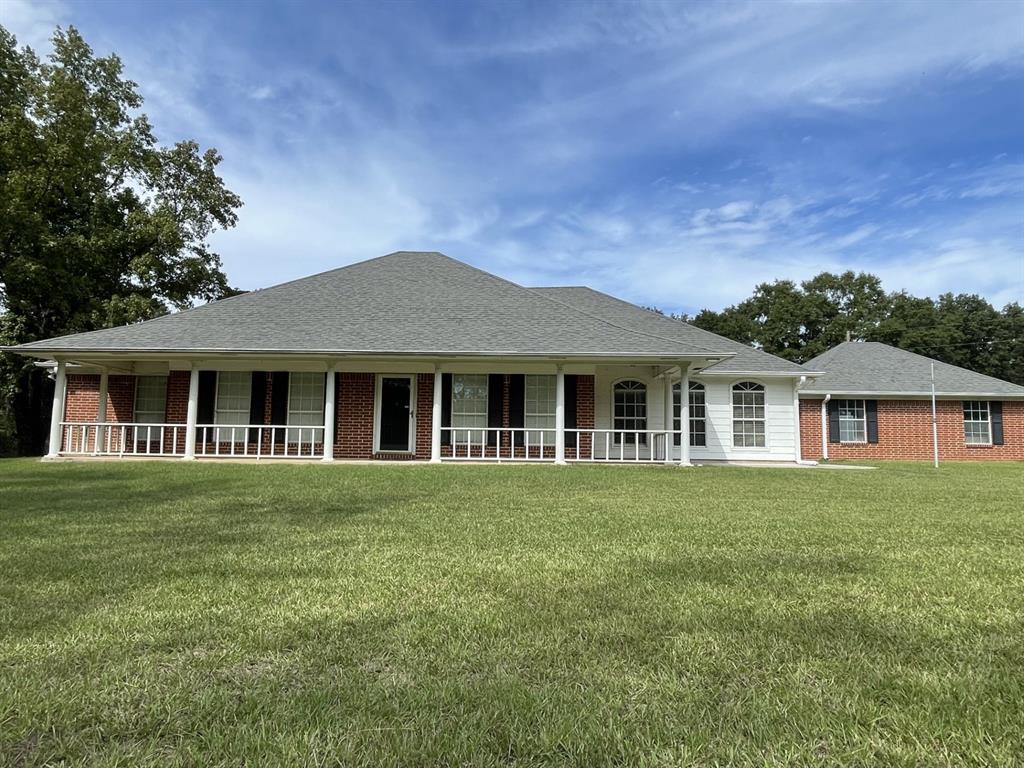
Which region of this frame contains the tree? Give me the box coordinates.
[0,26,241,454]
[800,271,888,359]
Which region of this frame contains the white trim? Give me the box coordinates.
[800,391,1024,399]
[430,367,442,462]
[836,398,868,444]
[373,374,417,454]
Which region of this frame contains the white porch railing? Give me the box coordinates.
[59,422,189,457]
[58,422,325,459]
[440,427,558,461]
[566,429,675,463]
[439,427,679,463]
[194,424,325,458]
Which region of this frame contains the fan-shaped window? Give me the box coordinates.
[613,380,647,444]
[732,382,765,448]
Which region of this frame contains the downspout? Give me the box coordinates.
[820,393,831,461]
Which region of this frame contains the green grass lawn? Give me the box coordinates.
[1,459,1022,767]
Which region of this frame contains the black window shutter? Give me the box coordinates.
[508,374,525,446]
[248,372,266,442]
[271,372,289,445]
[865,400,879,444]
[487,374,503,446]
[565,374,578,429]
[827,399,840,443]
[991,401,1004,445]
[197,371,217,425]
[441,374,452,446]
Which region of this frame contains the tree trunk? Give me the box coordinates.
[12,366,52,456]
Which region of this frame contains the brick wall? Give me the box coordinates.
[799,397,1024,461]
[336,372,374,459]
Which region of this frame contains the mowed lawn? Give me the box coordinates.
[1,460,1022,767]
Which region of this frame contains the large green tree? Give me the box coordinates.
[0,26,241,454]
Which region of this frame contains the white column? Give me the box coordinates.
[555,367,566,465]
[679,363,691,466]
[663,373,674,465]
[321,366,336,462]
[45,360,68,458]
[792,377,804,462]
[94,370,109,455]
[183,366,199,460]
[430,367,442,463]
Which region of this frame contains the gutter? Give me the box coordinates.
[820,394,831,461]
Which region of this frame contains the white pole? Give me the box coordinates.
[94,370,109,456]
[679,362,691,466]
[821,394,831,460]
[931,362,939,469]
[663,373,674,465]
[183,366,199,460]
[322,367,336,462]
[430,366,442,463]
[45,360,68,458]
[554,367,566,465]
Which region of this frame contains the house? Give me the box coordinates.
[798,341,1024,461]
[10,251,813,464]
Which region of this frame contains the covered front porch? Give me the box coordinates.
[46,356,704,465]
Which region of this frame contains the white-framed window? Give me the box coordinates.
[963,401,991,445]
[215,371,251,442]
[673,381,706,447]
[134,376,167,423]
[288,372,325,443]
[525,374,556,444]
[732,381,766,448]
[613,380,647,444]
[837,399,867,443]
[452,373,488,443]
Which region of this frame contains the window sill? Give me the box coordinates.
[965,443,994,449]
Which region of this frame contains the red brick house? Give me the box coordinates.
[798,342,1024,462]
[10,252,813,464]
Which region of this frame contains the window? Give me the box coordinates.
[525,374,556,444]
[288,372,325,443]
[673,381,706,447]
[613,380,647,444]
[732,381,765,448]
[452,374,488,443]
[963,401,991,445]
[215,371,251,442]
[134,376,167,423]
[837,399,867,443]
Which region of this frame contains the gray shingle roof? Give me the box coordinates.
[11,252,747,359]
[533,287,810,375]
[800,341,1024,397]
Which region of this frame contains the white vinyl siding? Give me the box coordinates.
[452,374,488,443]
[963,401,991,445]
[215,372,251,442]
[525,374,556,442]
[134,376,167,423]
[837,399,867,443]
[288,372,325,443]
[732,382,766,448]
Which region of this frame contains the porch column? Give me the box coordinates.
[94,369,109,455]
[183,366,199,460]
[663,373,674,465]
[321,365,336,462]
[45,360,67,458]
[430,366,442,463]
[555,366,566,465]
[679,363,691,467]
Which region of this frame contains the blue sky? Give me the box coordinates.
[5,0,1023,314]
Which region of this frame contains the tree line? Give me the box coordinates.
[676,272,1022,385]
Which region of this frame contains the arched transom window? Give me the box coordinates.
[613,380,647,444]
[732,381,765,448]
